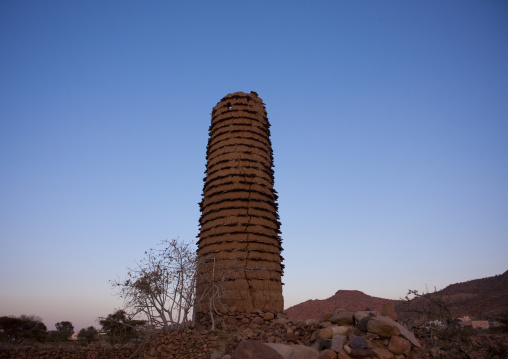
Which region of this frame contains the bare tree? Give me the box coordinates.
[112,239,256,332]
[399,289,460,347]
[399,289,453,328]
[193,256,230,331]
[111,238,196,332]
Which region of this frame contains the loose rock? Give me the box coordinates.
[231,340,283,359]
[319,349,338,359]
[366,317,401,337]
[349,336,368,349]
[372,347,394,359]
[388,336,410,355]
[330,312,355,326]
[330,334,347,352]
[349,348,376,358]
[381,302,398,322]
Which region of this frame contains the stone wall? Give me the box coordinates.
[142,310,314,359]
[140,306,426,359]
[196,91,283,315]
[0,344,136,359]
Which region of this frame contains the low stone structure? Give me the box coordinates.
[140,305,425,359]
[0,343,136,359]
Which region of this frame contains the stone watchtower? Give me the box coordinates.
[196,92,283,320]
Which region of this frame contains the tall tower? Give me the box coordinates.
[196,91,283,316]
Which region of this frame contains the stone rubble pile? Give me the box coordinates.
[142,303,424,359]
[143,328,220,359]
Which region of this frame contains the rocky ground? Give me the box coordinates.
[2,302,506,359]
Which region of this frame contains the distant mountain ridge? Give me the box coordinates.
[285,270,508,322]
[285,290,399,322]
[425,270,508,320]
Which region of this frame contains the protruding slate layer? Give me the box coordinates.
[196,92,284,314]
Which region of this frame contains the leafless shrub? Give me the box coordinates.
[111,238,196,332]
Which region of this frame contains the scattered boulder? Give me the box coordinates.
[349,348,376,358]
[349,336,368,350]
[372,347,394,359]
[315,325,350,340]
[264,312,276,320]
[358,316,373,332]
[343,344,352,354]
[381,302,398,322]
[330,334,347,352]
[334,326,351,336]
[316,327,335,340]
[318,340,331,351]
[330,312,355,326]
[388,336,410,355]
[354,311,379,323]
[391,322,421,349]
[252,317,265,325]
[366,316,401,337]
[337,350,353,359]
[367,316,420,348]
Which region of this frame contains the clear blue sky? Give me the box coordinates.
[1,1,507,331]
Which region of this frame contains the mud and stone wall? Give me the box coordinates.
[196,91,283,316]
[0,344,136,359]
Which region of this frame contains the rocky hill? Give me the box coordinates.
[285,290,399,321]
[285,270,508,322]
[409,270,508,320]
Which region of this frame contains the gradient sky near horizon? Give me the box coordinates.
[1,1,507,332]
